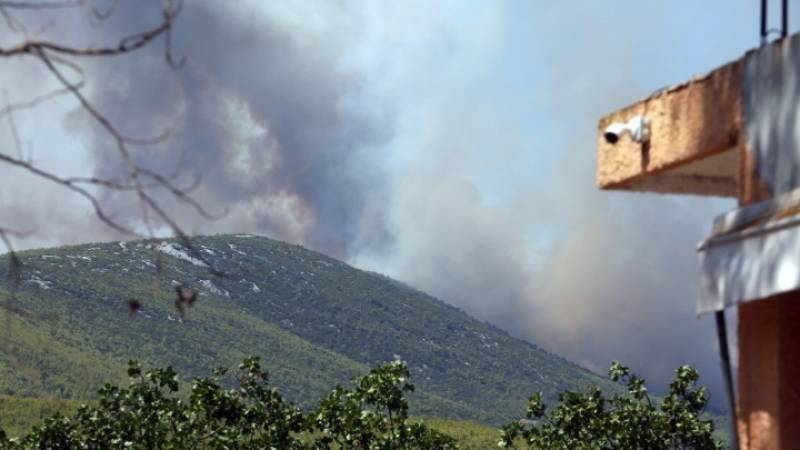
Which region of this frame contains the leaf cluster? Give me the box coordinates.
[312,361,457,449]
[0,358,455,450]
[499,361,723,450]
[0,357,726,449]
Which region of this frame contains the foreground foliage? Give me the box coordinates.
[500,362,724,449]
[0,358,455,449]
[0,358,724,449]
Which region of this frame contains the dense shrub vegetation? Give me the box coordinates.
[0,358,456,449]
[0,235,621,425]
[500,362,723,450]
[0,358,723,449]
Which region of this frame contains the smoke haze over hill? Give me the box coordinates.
[1,0,776,410]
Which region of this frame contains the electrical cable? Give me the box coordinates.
[782,0,788,38]
[715,311,739,450]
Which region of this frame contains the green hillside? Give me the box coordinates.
[0,396,83,439]
[0,234,617,426]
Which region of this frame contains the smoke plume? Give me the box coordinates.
[1,0,766,410]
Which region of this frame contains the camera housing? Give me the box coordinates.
[603,116,650,144]
[603,123,627,144]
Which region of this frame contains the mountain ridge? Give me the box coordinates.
[0,234,617,425]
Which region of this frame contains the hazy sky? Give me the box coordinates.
[0,1,789,410]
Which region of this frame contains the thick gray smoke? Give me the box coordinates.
[348,1,743,409]
[62,1,385,256]
[1,0,765,410]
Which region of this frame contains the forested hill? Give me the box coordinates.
[0,234,617,425]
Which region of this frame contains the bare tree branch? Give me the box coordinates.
[87,0,117,22]
[3,92,24,159]
[0,84,79,122]
[0,227,22,355]
[36,46,159,236]
[0,3,26,31]
[0,0,222,341]
[140,192,226,277]
[0,0,181,58]
[139,168,227,220]
[0,0,86,33]
[0,1,84,10]
[0,0,119,22]
[0,151,136,235]
[163,0,184,69]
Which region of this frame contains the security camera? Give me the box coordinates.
[603,123,627,144]
[603,116,650,144]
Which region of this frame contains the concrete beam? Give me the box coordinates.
[597,60,743,196]
[598,33,800,199]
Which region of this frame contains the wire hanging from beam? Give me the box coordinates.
[761,0,789,45]
[782,0,788,38]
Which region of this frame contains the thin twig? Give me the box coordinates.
[0,0,225,335]
[88,0,117,22]
[0,1,84,9]
[0,228,21,356]
[36,47,157,235]
[0,0,180,58]
[3,92,24,159]
[0,0,85,32]
[0,85,79,123]
[0,151,136,235]
[139,168,226,220]
[0,4,26,32]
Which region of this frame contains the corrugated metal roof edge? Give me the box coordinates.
[698,186,800,251]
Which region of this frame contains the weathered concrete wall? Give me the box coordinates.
[595,31,800,450]
[596,31,800,199]
[596,60,742,196]
[743,33,800,198]
[737,294,800,450]
[726,42,800,446]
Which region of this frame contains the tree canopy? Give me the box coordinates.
[0,358,724,449]
[0,357,456,450]
[500,361,723,450]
